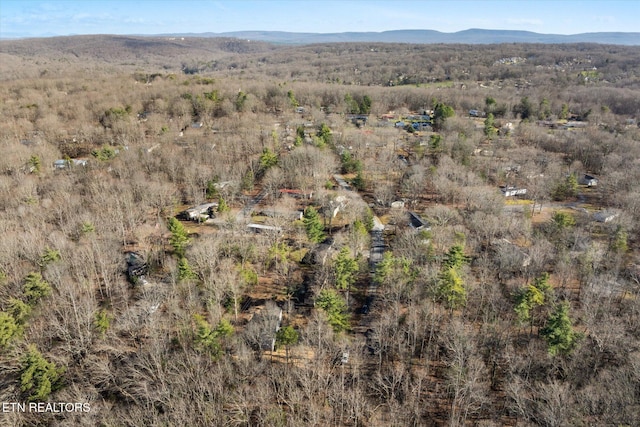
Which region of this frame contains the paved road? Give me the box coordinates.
[331,174,387,311]
[333,174,352,191]
[236,189,268,220]
[369,229,385,267]
[366,222,386,304]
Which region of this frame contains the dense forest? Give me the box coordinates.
[0,36,639,426]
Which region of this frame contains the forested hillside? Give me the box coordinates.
[0,36,639,426]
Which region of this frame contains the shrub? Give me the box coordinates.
[0,312,20,348]
[20,345,64,401]
[23,273,51,305]
[94,309,111,336]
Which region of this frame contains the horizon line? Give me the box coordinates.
[2,27,640,40]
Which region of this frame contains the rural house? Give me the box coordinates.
[178,203,218,221]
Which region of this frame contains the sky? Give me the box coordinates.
[1,0,638,39]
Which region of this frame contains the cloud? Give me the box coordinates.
[124,17,148,25]
[37,2,66,12]
[506,18,544,27]
[592,15,615,24]
[71,12,97,21]
[210,1,229,12]
[67,11,119,30]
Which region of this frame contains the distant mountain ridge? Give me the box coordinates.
[3,29,639,45]
[165,29,640,46]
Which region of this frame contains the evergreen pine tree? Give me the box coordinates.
[303,207,325,243]
[540,302,582,355]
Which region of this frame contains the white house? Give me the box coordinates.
[179,203,218,221]
[500,186,527,197]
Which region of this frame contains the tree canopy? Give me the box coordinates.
[315,289,350,332]
[334,247,359,291]
[303,206,325,244]
[20,345,64,401]
[540,302,582,356]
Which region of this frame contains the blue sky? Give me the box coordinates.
[1,0,638,38]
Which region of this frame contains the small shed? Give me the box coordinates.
[53,158,88,169]
[579,174,598,187]
[469,109,486,118]
[346,114,369,127]
[247,223,283,234]
[125,251,148,282]
[593,210,618,223]
[408,211,430,231]
[500,186,527,197]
